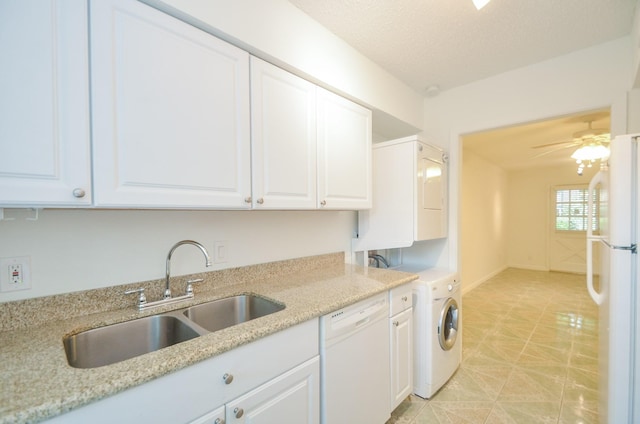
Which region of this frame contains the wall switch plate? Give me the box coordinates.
[214,241,228,264]
[0,256,31,292]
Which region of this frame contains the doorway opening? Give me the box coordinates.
[459,109,610,291]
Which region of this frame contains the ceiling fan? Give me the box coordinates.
[531,120,610,153]
[531,117,610,174]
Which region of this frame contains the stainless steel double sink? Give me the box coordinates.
[63,294,285,369]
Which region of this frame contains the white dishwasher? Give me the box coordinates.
[320,292,390,424]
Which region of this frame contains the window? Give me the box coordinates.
[554,186,599,232]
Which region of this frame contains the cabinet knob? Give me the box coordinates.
[256,198,264,204]
[234,407,244,419]
[320,200,327,206]
[223,373,234,385]
[214,419,225,424]
[402,296,408,302]
[72,188,86,198]
[393,321,399,327]
[244,197,252,204]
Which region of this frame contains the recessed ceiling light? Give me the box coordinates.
[472,0,491,10]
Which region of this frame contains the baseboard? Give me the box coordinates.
[507,263,549,272]
[462,265,507,295]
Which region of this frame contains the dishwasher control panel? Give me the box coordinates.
[320,292,388,343]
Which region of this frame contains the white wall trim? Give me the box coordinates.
[462,265,507,295]
[506,263,549,272]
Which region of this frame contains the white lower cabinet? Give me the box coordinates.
[224,357,318,424]
[190,406,225,424]
[46,319,318,424]
[191,358,319,424]
[389,284,414,412]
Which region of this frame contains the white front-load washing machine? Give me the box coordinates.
[395,266,461,399]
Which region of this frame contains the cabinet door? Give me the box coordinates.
[317,88,372,210]
[91,0,251,208]
[226,357,319,424]
[416,144,447,240]
[390,308,413,411]
[189,405,225,424]
[250,57,316,209]
[0,0,91,207]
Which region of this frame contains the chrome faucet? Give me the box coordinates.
[165,240,212,299]
[125,240,213,311]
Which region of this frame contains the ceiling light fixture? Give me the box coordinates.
[472,0,491,10]
[571,141,610,175]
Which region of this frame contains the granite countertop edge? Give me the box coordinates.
[0,258,418,423]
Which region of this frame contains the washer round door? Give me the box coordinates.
[438,297,459,351]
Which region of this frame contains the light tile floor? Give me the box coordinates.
[387,268,599,424]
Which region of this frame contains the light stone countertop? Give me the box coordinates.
[0,253,418,423]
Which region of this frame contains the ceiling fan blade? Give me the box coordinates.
[531,140,576,149]
[531,143,579,158]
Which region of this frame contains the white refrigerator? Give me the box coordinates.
[587,133,640,423]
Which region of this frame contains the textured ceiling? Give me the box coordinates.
[288,0,637,93]
[288,0,634,170]
[463,109,611,170]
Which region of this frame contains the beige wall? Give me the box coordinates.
[423,37,633,280]
[460,149,508,293]
[461,152,600,293]
[507,164,599,271]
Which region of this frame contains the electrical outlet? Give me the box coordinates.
[9,264,23,284]
[0,256,31,292]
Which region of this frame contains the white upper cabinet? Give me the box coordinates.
[251,59,371,211]
[356,136,447,250]
[250,57,317,209]
[416,143,447,240]
[317,88,372,210]
[0,0,91,207]
[1,0,371,211]
[90,0,251,208]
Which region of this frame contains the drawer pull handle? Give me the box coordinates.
[223,373,234,385]
[393,321,399,327]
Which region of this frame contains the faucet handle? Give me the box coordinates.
[124,288,147,307]
[186,278,204,296]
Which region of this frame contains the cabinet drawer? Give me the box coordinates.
[389,283,413,316]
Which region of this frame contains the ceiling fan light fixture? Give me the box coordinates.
[570,143,610,162]
[472,0,491,10]
[571,142,609,174]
